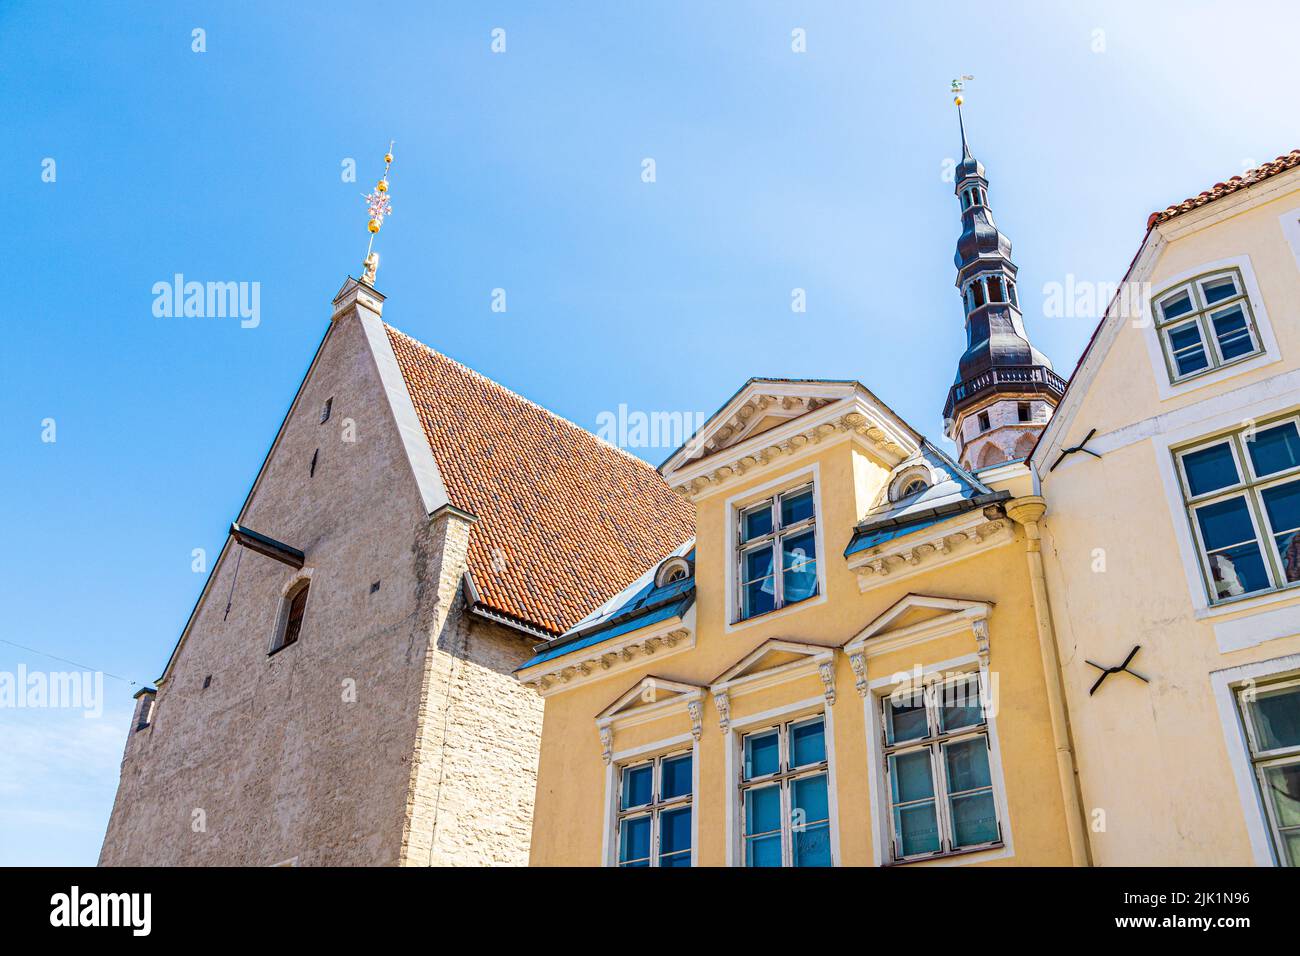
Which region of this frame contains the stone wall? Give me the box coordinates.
[99,304,542,867]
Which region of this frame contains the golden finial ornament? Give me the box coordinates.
[360,140,395,286]
[951,74,974,107]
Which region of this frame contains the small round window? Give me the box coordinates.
[901,478,928,497]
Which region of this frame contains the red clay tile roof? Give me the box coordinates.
[1147,149,1300,229]
[385,325,696,636]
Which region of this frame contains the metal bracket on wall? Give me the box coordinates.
[1050,427,1101,472]
[1085,644,1149,696]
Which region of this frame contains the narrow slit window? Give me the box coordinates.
[272,583,310,653]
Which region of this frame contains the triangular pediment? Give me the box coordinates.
[682,383,849,462]
[846,594,992,651]
[660,378,921,491]
[711,638,835,690]
[596,676,704,723]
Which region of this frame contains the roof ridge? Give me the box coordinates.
[1148,148,1300,228]
[383,322,661,471]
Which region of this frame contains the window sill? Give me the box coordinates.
[1158,349,1278,402]
[885,841,1004,867]
[728,592,824,631]
[1194,583,1300,622]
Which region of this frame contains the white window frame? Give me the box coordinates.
[602,733,699,867]
[1140,254,1279,401]
[879,671,1002,863]
[863,654,1014,867]
[613,750,695,867]
[723,696,839,867]
[1211,654,1300,866]
[737,714,833,867]
[723,465,827,631]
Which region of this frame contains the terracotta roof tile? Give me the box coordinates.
[1147,150,1300,229]
[385,325,695,636]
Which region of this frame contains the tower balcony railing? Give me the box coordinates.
[943,364,1068,422]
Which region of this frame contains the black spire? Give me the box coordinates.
[943,107,1064,437]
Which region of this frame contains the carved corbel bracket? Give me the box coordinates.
[818,660,836,705]
[849,651,868,698]
[714,690,731,734]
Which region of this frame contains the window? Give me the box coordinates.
[616,752,692,867]
[320,397,333,424]
[1177,417,1300,603]
[977,411,991,432]
[986,275,1004,303]
[737,484,818,620]
[1154,269,1261,382]
[740,715,832,866]
[1237,678,1300,866]
[134,693,155,731]
[882,673,1000,861]
[272,582,310,653]
[1017,402,1032,423]
[901,478,927,497]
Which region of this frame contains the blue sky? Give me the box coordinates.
[0,1,1294,865]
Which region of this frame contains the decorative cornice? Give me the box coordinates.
[519,619,694,696]
[847,510,1013,590]
[669,400,915,500]
[844,594,993,663]
[593,676,706,762]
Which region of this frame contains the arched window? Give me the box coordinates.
[272,580,310,653]
[900,478,928,497]
[654,556,693,589]
[976,444,1004,469]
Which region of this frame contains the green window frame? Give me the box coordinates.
[1236,677,1300,866]
[1175,415,1300,605]
[1153,267,1261,384]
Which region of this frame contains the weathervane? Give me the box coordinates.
[951,74,974,107]
[361,141,395,286]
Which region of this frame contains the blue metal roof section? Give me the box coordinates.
[517,540,695,672]
[845,441,1004,558]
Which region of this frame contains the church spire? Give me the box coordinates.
[941,85,1064,470]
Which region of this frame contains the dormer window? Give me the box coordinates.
[737,484,818,621]
[889,467,932,502]
[655,555,693,588]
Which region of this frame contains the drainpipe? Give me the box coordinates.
[1004,495,1092,867]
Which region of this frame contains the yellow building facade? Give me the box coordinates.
[518,139,1300,867]
[519,382,1084,866]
